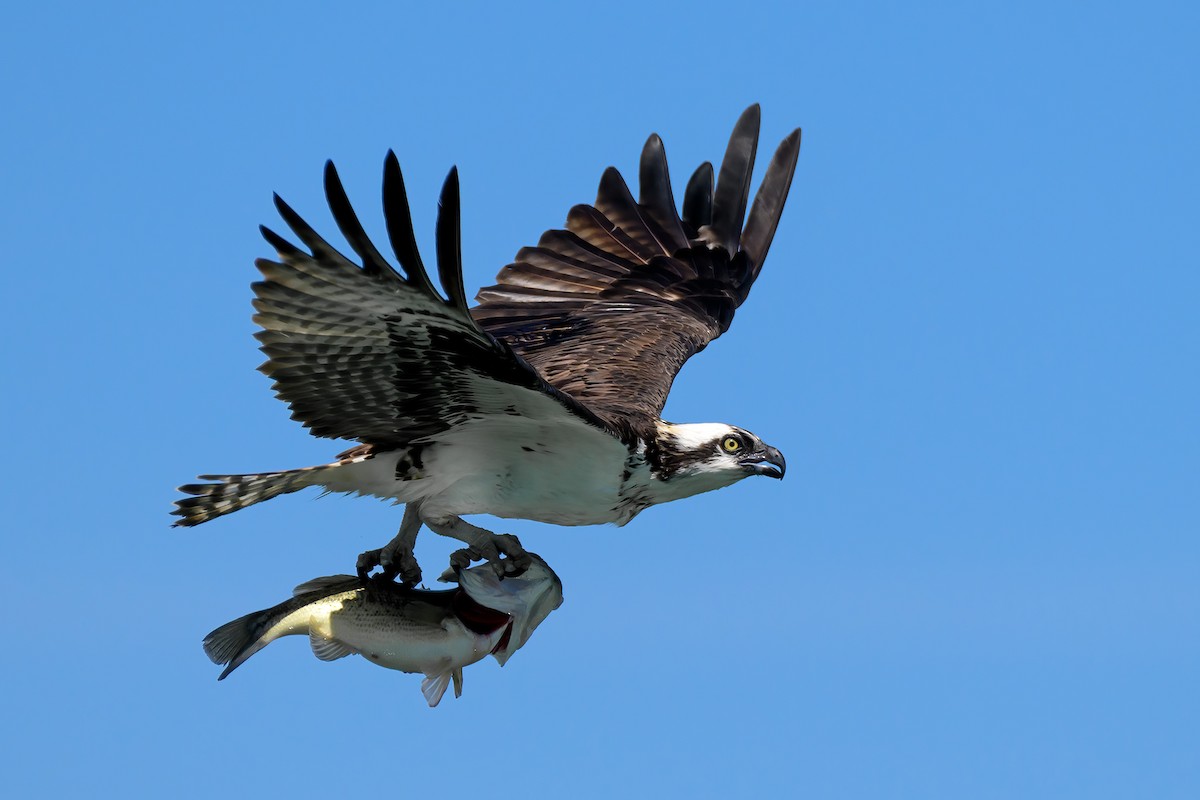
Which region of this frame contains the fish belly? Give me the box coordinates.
[321,612,497,675]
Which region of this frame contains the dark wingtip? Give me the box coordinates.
[259,225,298,258]
[381,149,439,297]
[708,105,763,253]
[440,166,461,211]
[323,157,392,276]
[639,133,665,186]
[740,126,803,277]
[733,104,762,142]
[597,165,633,207]
[682,161,714,232]
[435,167,468,315]
[637,133,688,251]
[270,190,338,258]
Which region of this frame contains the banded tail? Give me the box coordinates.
[173,467,328,526]
[172,447,377,526]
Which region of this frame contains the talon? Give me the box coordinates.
[358,545,422,586]
[492,534,531,579]
[357,548,383,580]
[448,547,478,573]
[386,550,423,587]
[445,535,529,579]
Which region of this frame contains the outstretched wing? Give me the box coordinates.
[253,155,613,449]
[471,105,802,427]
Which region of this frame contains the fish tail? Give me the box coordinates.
[203,609,271,680]
[171,464,335,526]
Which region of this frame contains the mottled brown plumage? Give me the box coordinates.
[473,104,801,432]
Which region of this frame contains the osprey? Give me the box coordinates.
[175,105,800,584]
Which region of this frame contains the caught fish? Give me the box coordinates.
[203,555,562,706]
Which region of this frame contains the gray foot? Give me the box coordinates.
[447,533,531,580]
[356,544,422,586]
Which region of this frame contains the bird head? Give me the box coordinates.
[655,422,787,488]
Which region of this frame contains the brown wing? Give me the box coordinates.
[252,155,614,448]
[471,105,802,429]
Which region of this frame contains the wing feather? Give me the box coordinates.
[741,128,803,282]
[323,160,394,277]
[254,157,613,446]
[681,162,714,234]
[272,194,355,268]
[594,167,673,258]
[566,204,649,264]
[382,150,441,299]
[472,106,802,424]
[704,104,761,254]
[638,134,690,254]
[435,168,472,317]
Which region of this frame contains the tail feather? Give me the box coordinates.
[172,465,331,526]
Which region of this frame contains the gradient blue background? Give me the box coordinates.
[3,1,1196,796]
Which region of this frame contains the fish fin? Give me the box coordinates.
[452,667,464,698]
[421,671,452,707]
[292,575,358,597]
[204,610,270,681]
[309,632,355,661]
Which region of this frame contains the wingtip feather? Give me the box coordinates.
[381,151,440,297]
[435,167,469,315]
[740,126,803,273]
[708,104,762,253]
[323,157,393,276]
[682,161,714,233]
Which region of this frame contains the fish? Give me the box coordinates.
[203,554,562,706]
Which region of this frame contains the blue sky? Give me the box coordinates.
[2,1,1197,796]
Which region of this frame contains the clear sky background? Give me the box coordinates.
[2,1,1196,797]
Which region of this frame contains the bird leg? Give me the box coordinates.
[424,516,531,579]
[357,504,423,585]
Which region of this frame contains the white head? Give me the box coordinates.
[653,422,786,497]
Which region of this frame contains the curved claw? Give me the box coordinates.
[357,548,383,580]
[357,545,422,586]
[445,534,531,581]
[448,547,476,573]
[491,534,532,579]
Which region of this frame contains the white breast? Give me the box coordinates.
[418,416,633,525]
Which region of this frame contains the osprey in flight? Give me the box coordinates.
[175,105,800,584]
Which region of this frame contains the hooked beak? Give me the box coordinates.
[748,444,786,479]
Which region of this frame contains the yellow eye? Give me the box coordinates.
[721,436,742,453]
